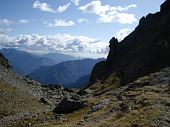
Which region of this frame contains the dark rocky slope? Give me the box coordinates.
[89,0,170,85]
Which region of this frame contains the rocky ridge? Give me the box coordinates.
[89,0,170,85]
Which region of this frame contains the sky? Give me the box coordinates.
[0,0,164,58]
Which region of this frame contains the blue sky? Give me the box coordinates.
[0,0,164,58]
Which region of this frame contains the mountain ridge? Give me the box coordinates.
[0,48,80,75]
[89,0,170,86]
[28,58,105,88]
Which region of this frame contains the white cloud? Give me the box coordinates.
[0,19,13,26]
[0,34,108,57]
[71,0,80,6]
[33,1,71,13]
[33,1,55,13]
[48,19,75,27]
[79,0,137,24]
[115,28,132,41]
[19,19,29,24]
[77,18,89,23]
[57,2,71,13]
[0,28,12,34]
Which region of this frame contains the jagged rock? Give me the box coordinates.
[53,98,86,114]
[107,37,119,63]
[89,0,170,86]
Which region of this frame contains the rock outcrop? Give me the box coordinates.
[89,0,170,85]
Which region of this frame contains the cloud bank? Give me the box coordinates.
[0,34,109,56]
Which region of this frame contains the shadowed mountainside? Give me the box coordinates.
[28,58,104,88]
[89,0,170,86]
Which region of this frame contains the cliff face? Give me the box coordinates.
[89,0,170,85]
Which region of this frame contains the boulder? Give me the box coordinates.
[53,98,86,114]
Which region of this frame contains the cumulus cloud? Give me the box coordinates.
[19,19,29,24]
[33,1,70,13]
[71,0,80,6]
[79,0,137,24]
[48,19,75,27]
[33,1,55,13]
[0,19,13,26]
[0,34,108,55]
[115,28,132,41]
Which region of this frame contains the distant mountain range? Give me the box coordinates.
[43,52,81,63]
[0,48,80,75]
[0,48,104,88]
[28,58,105,88]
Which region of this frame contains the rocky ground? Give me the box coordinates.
[32,68,170,127]
[0,55,170,127]
[0,56,86,127]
